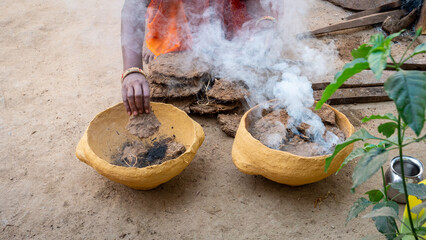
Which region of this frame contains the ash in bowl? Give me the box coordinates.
[112,137,186,168]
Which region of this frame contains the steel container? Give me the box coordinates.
[385,156,424,203]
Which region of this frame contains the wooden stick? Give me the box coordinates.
[416,0,426,34]
[346,0,401,20]
[309,9,406,36]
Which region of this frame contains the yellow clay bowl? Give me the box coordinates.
[76,102,205,190]
[232,101,355,186]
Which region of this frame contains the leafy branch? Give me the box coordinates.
[318,28,426,239]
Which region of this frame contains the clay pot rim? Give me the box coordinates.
[241,99,354,159]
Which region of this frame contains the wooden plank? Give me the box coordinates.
[311,71,390,90]
[311,64,426,91]
[416,0,426,34]
[326,0,397,11]
[346,0,401,20]
[385,63,426,71]
[309,9,406,36]
[312,82,384,91]
[314,87,391,104]
[312,82,332,90]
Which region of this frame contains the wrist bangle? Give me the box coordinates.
[121,67,147,83]
[255,16,276,27]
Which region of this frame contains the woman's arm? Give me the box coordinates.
[121,0,151,115]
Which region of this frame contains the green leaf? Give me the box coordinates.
[366,189,385,203]
[369,202,399,240]
[378,122,398,138]
[362,113,398,123]
[347,197,372,224]
[363,32,398,80]
[418,213,426,227]
[377,141,393,149]
[413,43,426,57]
[337,147,367,173]
[364,143,378,152]
[364,206,398,219]
[368,49,389,80]
[411,202,426,215]
[385,70,426,136]
[369,34,385,47]
[316,58,369,109]
[415,226,426,235]
[324,129,379,172]
[387,136,399,145]
[385,30,403,44]
[393,234,408,240]
[386,199,399,214]
[352,148,388,190]
[352,44,372,59]
[390,183,426,200]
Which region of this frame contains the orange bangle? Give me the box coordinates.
[121,67,147,83]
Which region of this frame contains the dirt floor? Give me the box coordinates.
[1,0,425,239]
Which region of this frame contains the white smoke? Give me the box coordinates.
[186,0,340,152]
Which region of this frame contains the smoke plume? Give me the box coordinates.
[187,0,340,153]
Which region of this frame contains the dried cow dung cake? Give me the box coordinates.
[148,52,212,99]
[126,112,161,139]
[311,106,336,125]
[113,138,186,168]
[250,109,289,147]
[150,83,204,98]
[148,52,211,85]
[206,78,249,102]
[151,97,196,114]
[190,101,241,115]
[217,113,243,137]
[249,106,346,157]
[326,125,346,141]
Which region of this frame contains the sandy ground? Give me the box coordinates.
[1,0,425,239]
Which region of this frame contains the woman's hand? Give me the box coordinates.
[143,45,156,64]
[121,73,150,116]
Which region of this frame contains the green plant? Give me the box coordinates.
[316,28,426,240]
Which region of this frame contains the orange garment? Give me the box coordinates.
[146,0,250,56]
